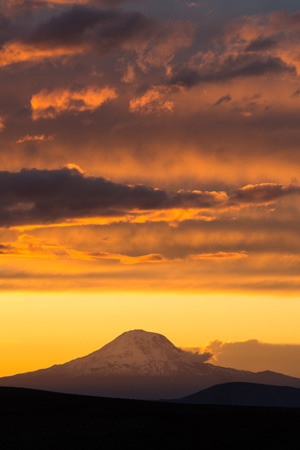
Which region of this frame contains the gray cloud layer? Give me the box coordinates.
[170,54,296,88]
[0,167,299,227]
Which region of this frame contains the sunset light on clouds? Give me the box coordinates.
[0,0,300,380]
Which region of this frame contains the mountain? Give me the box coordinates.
[176,382,300,407]
[1,330,300,399]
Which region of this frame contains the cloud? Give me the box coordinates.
[0,117,4,132]
[129,86,175,114]
[167,9,299,91]
[190,251,248,260]
[0,166,169,227]
[1,168,300,228]
[201,339,300,378]
[31,86,117,119]
[245,36,278,52]
[0,234,68,258]
[32,0,125,4]
[130,209,216,226]
[0,166,228,227]
[0,7,153,65]
[1,0,130,17]
[86,251,167,265]
[170,53,296,88]
[231,183,300,204]
[187,2,200,7]
[181,348,213,364]
[0,42,87,67]
[8,0,127,6]
[0,5,191,69]
[16,134,54,143]
[214,94,231,106]
[0,234,167,264]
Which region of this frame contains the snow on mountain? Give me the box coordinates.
[51,329,213,377]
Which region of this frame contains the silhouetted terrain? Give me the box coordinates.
[2,331,300,400]
[0,387,299,449]
[176,382,300,407]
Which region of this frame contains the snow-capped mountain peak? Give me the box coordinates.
[59,329,210,376]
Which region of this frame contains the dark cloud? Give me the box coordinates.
[0,3,192,75]
[214,94,231,106]
[0,167,229,227]
[170,54,296,88]
[0,13,16,48]
[231,183,300,204]
[169,190,226,209]
[25,6,157,51]
[245,36,278,52]
[292,89,300,97]
[0,166,166,226]
[0,0,128,13]
[2,167,300,228]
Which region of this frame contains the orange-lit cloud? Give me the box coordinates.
[16,134,54,144]
[223,10,300,73]
[132,209,217,226]
[31,87,118,119]
[130,86,174,114]
[190,251,248,260]
[0,234,68,259]
[0,42,87,67]
[0,117,5,132]
[9,210,216,232]
[0,234,167,264]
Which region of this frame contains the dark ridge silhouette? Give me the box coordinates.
[1,330,300,400]
[176,382,300,407]
[0,386,300,449]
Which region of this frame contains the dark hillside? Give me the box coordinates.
[177,382,300,407]
[0,387,299,449]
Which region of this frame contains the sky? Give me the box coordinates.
[0,0,300,378]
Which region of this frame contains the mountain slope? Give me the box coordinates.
[1,330,300,399]
[176,382,300,407]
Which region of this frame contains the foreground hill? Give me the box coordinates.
[1,330,300,399]
[0,387,299,450]
[176,382,300,407]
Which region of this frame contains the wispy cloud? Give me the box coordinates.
[190,251,248,260]
[0,234,167,264]
[16,134,54,144]
[31,86,117,119]
[130,86,174,114]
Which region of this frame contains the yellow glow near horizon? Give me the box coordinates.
[1,291,300,377]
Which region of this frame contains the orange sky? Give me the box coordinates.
[0,0,300,378]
